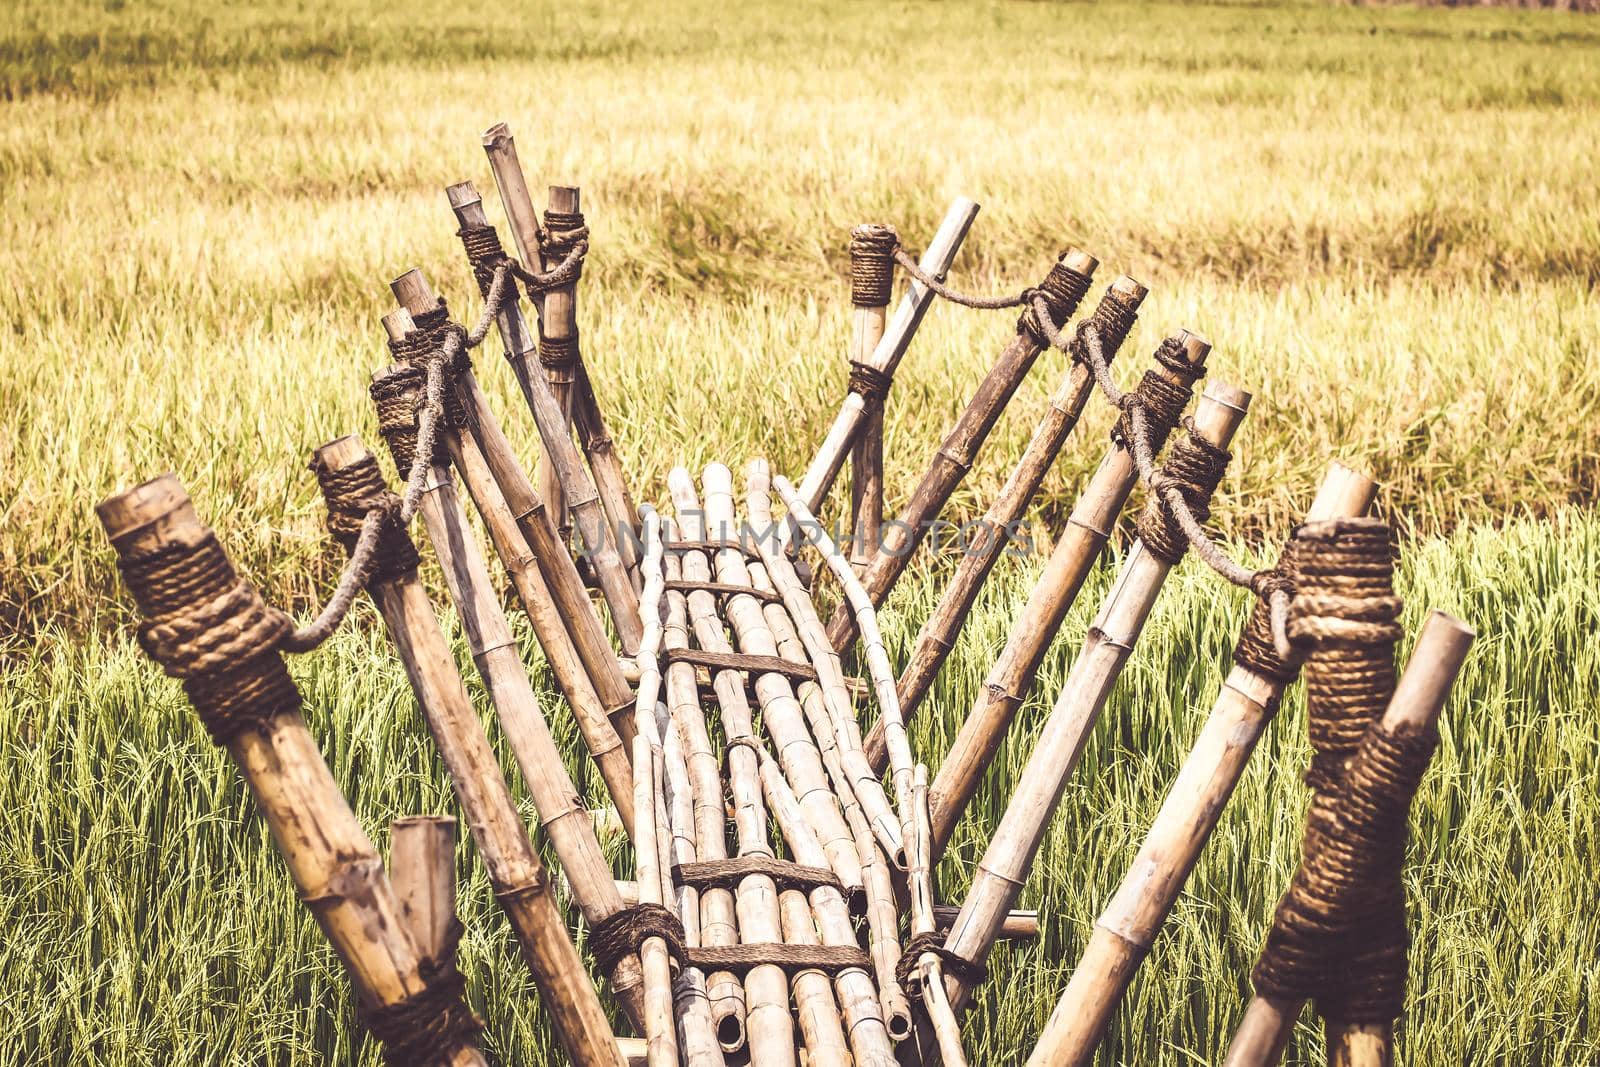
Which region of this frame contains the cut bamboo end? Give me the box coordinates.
[1060,248,1099,276]
[1192,381,1253,443]
[1108,275,1149,303]
[1307,461,1378,522]
[380,308,415,343]
[391,267,438,311]
[97,471,195,550]
[446,181,483,212]
[1174,328,1211,364]
[313,434,368,470]
[391,815,458,961]
[1384,611,1474,731]
[550,185,581,214]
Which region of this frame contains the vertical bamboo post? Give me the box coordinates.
[826,263,1133,655]
[631,734,681,1067]
[391,816,459,964]
[847,224,894,566]
[668,498,795,1066]
[444,181,641,584]
[1219,611,1474,1067]
[388,270,644,662]
[694,463,863,890]
[799,198,981,515]
[309,435,645,1035]
[1020,462,1375,1067]
[98,475,488,1067]
[887,331,1210,742]
[481,124,642,555]
[926,330,1213,855]
[908,766,968,1067]
[941,381,1252,1011]
[374,313,638,781]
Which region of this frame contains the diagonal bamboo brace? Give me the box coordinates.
[941,380,1252,1011]
[97,475,491,1067]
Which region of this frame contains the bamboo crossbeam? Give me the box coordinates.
[388,272,642,688]
[668,495,795,1065]
[926,333,1211,855]
[798,197,981,514]
[445,182,643,602]
[692,464,864,891]
[375,313,639,795]
[311,436,644,1035]
[885,331,1211,750]
[481,124,642,561]
[1218,610,1475,1067]
[1019,462,1375,1067]
[98,475,490,1067]
[826,266,1136,656]
[941,381,1252,1010]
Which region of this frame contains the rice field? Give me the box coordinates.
[2,1,1597,1064]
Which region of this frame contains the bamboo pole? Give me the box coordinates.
[847,225,893,567]
[908,765,968,1067]
[660,534,748,1053]
[888,331,1211,742]
[745,461,902,860]
[1219,610,1474,1067]
[375,313,638,793]
[926,330,1210,855]
[98,475,489,1067]
[444,181,642,591]
[311,435,645,1033]
[391,816,459,963]
[693,463,863,890]
[631,734,680,1067]
[826,266,1136,655]
[757,746,897,1067]
[388,270,643,671]
[798,197,981,514]
[481,124,642,557]
[1017,462,1374,1067]
[668,496,796,1066]
[941,380,1252,1011]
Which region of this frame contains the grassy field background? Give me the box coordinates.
[2,0,1597,1063]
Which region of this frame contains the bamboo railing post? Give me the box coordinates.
[908,766,968,1067]
[941,381,1252,1011]
[1018,462,1374,1067]
[926,332,1218,855]
[660,533,748,1053]
[481,124,642,559]
[799,198,981,514]
[388,270,643,668]
[309,435,644,1036]
[847,224,894,566]
[631,734,680,1067]
[444,181,641,584]
[1220,611,1474,1067]
[391,815,459,963]
[888,330,1211,739]
[373,316,638,795]
[694,463,863,890]
[667,494,796,1067]
[98,475,489,1067]
[827,262,1134,655]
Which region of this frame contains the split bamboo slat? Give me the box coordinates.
[312,435,646,1032]
[388,269,644,670]
[97,475,491,1067]
[941,380,1253,1011]
[925,332,1214,854]
[1022,463,1374,1067]
[1217,610,1474,1067]
[374,312,638,818]
[827,267,1142,656]
[885,330,1212,750]
[445,181,643,606]
[667,491,797,1066]
[798,197,981,515]
[481,123,643,571]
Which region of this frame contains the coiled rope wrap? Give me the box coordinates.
[1232,544,1302,683]
[370,364,441,474]
[895,931,988,1004]
[115,527,300,746]
[310,451,420,586]
[1135,418,1233,565]
[850,223,898,308]
[1018,256,1096,346]
[398,301,475,430]
[590,903,689,979]
[1113,336,1206,452]
[357,919,485,1067]
[1252,517,1424,1026]
[457,222,512,302]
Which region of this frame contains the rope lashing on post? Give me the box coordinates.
[1113,336,1207,452]
[114,527,301,746]
[850,224,898,308]
[1251,518,1424,1027]
[590,903,689,978]
[1134,418,1232,565]
[894,931,988,1003]
[357,920,485,1067]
